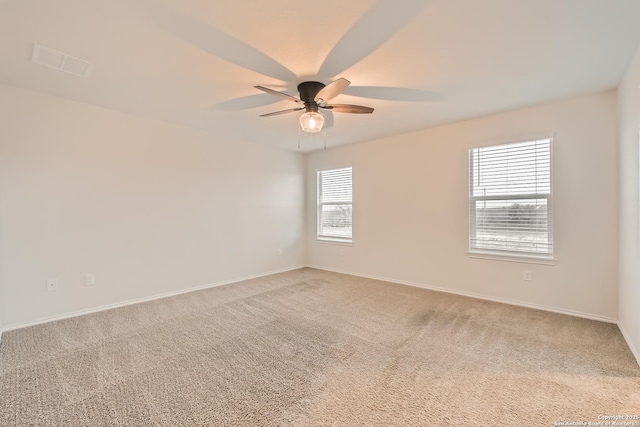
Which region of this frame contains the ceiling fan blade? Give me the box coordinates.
[211,94,284,111]
[315,78,351,104]
[259,107,304,117]
[255,86,303,104]
[324,104,374,114]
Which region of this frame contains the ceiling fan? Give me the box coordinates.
[255,78,374,133]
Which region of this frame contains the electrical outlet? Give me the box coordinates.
[277,248,282,256]
[523,270,532,281]
[85,273,96,286]
[46,279,59,292]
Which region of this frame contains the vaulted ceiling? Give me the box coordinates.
[2,0,640,151]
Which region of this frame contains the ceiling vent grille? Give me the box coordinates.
[31,44,94,78]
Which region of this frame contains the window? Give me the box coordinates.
[317,167,352,243]
[469,138,552,258]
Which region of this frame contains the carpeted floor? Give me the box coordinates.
[1,268,638,426]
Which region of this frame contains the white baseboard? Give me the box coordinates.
[305,264,618,324]
[5,263,632,367]
[617,322,640,367]
[1,265,305,333]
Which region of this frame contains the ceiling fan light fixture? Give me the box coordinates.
[299,111,324,133]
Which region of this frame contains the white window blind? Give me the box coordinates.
[317,167,352,242]
[469,138,552,257]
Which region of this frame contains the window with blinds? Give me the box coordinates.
[317,167,352,242]
[469,138,552,258]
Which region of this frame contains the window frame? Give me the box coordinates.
[316,166,353,244]
[467,134,555,263]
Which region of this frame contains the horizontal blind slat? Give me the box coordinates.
[318,167,353,241]
[469,138,552,256]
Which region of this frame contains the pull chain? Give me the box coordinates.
[323,125,327,150]
[296,123,327,150]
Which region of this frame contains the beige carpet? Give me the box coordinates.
[1,268,638,426]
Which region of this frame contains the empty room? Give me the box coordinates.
[1,0,640,425]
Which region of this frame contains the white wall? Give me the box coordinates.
[0,81,627,345]
[0,84,305,328]
[618,45,640,362]
[306,91,619,321]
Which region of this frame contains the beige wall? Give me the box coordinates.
[618,45,640,362]
[0,82,628,350]
[306,91,619,320]
[0,85,305,328]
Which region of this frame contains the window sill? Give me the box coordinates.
[466,251,557,265]
[317,238,353,246]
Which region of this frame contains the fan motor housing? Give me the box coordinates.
[298,81,325,112]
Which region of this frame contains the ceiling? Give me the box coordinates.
[2,0,640,152]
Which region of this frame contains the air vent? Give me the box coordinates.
[31,44,94,78]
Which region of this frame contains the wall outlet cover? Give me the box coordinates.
[85,273,96,286]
